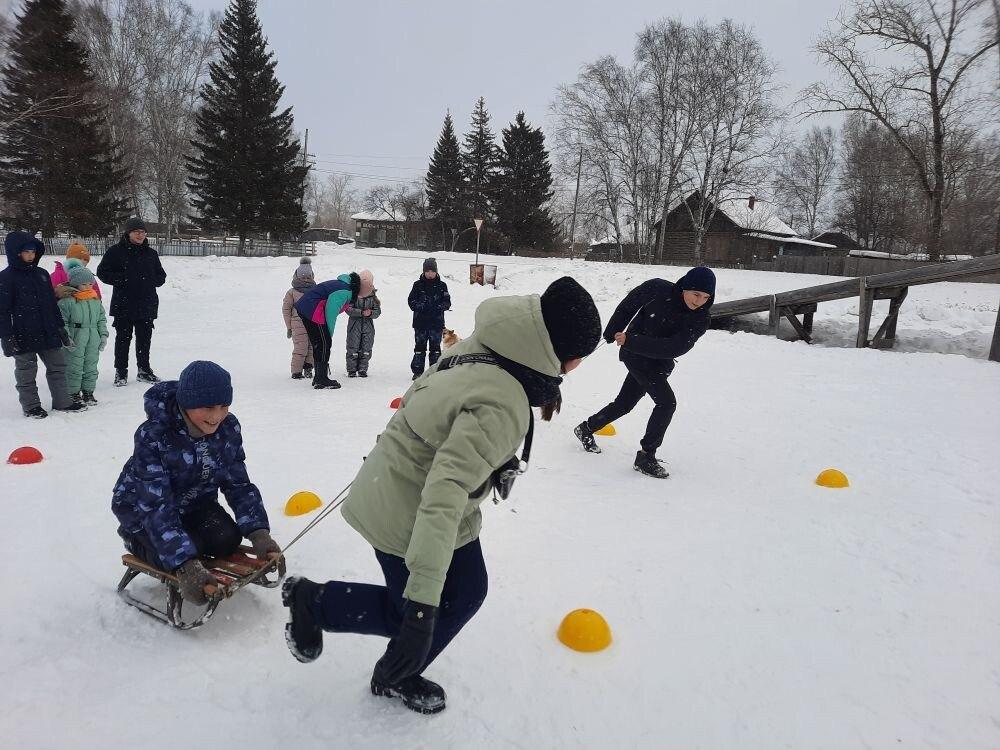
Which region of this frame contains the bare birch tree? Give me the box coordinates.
[72,0,218,235]
[681,20,783,261]
[803,0,998,260]
[775,125,838,236]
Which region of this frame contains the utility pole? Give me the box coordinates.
[568,145,583,259]
[302,128,309,168]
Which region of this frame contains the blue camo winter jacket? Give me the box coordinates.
[111,381,269,570]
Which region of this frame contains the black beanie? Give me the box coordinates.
[423,257,438,273]
[540,276,602,362]
[678,265,716,296]
[124,217,147,234]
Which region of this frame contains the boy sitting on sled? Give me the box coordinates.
[111,360,283,604]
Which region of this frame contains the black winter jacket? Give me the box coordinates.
[96,234,166,320]
[407,275,451,330]
[0,232,64,355]
[604,278,711,373]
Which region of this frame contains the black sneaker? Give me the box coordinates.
[281,577,324,663]
[347,371,357,378]
[634,450,668,479]
[574,421,602,454]
[82,392,98,405]
[371,674,447,715]
[114,371,128,387]
[313,378,341,390]
[136,368,160,383]
[24,406,48,419]
[291,372,305,380]
[54,401,87,413]
[358,371,368,378]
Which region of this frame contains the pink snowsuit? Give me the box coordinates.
[282,287,315,374]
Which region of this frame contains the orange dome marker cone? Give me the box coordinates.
[595,424,616,436]
[7,446,43,465]
[815,468,849,488]
[557,608,612,652]
[285,491,322,516]
[389,396,402,409]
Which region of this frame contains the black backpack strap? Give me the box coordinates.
[434,352,533,466]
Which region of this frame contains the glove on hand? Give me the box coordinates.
[1,335,19,357]
[98,336,108,352]
[248,529,285,576]
[373,600,438,685]
[175,559,217,605]
[59,328,75,351]
[286,328,293,339]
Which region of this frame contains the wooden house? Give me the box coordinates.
[652,191,838,266]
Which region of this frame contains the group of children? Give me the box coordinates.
[1,233,110,416]
[281,255,451,386]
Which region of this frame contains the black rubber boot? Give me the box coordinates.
[281,576,324,663]
[633,450,668,479]
[371,674,447,714]
[574,421,602,454]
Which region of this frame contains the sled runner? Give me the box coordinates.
[117,545,284,630]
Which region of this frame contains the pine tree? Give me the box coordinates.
[187,0,308,251]
[0,0,128,235]
[461,97,498,223]
[425,112,466,244]
[495,112,557,250]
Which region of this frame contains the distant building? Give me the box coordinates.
[351,209,433,250]
[300,227,350,243]
[811,231,861,252]
[652,191,840,266]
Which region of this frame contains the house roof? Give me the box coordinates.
[745,232,837,249]
[715,199,795,236]
[351,209,403,222]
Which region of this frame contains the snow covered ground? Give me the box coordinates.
[2,243,998,749]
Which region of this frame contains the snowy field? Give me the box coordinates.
[2,243,998,749]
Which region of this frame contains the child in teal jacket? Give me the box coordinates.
[58,259,109,405]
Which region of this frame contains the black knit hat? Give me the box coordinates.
[124,217,147,234]
[540,276,602,362]
[423,257,438,273]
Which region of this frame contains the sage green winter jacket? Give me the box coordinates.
[341,293,561,606]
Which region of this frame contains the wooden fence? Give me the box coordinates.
[43,236,315,258]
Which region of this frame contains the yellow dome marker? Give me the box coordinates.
[815,469,849,488]
[595,424,616,436]
[285,490,323,516]
[557,608,612,652]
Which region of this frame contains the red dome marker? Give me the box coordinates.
[389,396,402,409]
[7,446,43,465]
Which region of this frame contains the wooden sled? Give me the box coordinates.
[117,545,284,630]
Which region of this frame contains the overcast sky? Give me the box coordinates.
[186,0,849,193]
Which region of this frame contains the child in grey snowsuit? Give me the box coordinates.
[345,270,379,377]
[282,257,316,380]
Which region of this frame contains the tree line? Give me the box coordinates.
[0,0,307,252]
[552,1,999,262]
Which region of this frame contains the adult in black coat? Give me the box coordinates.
[407,257,451,378]
[574,266,716,478]
[0,232,79,416]
[96,218,166,385]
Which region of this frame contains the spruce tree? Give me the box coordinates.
[425,112,466,244]
[0,0,128,235]
[187,0,308,251]
[495,112,557,250]
[461,97,498,223]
